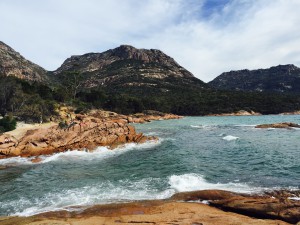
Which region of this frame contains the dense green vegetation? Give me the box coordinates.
[0,75,57,123]
[0,115,16,133]
[1,72,300,125]
[75,74,300,115]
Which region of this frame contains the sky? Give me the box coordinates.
[0,0,300,82]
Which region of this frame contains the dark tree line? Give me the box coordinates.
[1,71,300,128]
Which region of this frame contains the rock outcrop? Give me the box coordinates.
[86,109,183,124]
[128,110,183,123]
[208,110,261,116]
[172,190,300,224]
[2,190,297,225]
[280,111,300,115]
[0,41,48,82]
[52,44,206,90]
[0,114,157,158]
[255,122,300,129]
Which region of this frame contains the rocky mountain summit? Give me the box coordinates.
[53,45,205,89]
[0,41,48,82]
[209,64,300,93]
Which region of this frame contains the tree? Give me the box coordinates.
[0,77,19,116]
[60,71,86,100]
[0,115,17,133]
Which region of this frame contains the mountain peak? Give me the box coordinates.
[54,44,199,89]
[209,64,300,93]
[270,64,298,72]
[0,41,47,82]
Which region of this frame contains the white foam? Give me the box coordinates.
[234,124,256,127]
[288,197,300,200]
[41,140,162,164]
[292,127,300,130]
[144,131,159,136]
[0,156,34,166]
[3,172,287,217]
[7,177,173,217]
[190,125,215,129]
[168,173,258,194]
[0,140,162,166]
[222,135,239,141]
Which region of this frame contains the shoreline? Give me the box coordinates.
[0,110,181,159]
[1,112,300,224]
[1,190,299,225]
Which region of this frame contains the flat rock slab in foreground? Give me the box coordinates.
[1,190,299,225]
[0,201,289,225]
[172,190,300,224]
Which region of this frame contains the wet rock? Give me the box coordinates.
[171,190,240,201]
[255,122,300,129]
[171,190,300,224]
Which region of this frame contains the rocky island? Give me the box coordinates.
[255,122,300,129]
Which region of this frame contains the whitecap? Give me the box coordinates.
[7,176,173,217]
[222,135,239,141]
[288,197,300,201]
[0,156,34,166]
[168,173,257,194]
[191,125,216,129]
[144,131,159,136]
[41,140,162,164]
[0,140,162,166]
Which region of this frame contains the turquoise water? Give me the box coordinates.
[0,115,299,216]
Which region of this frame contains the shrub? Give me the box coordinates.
[0,116,17,132]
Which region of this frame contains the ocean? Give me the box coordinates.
[0,115,299,216]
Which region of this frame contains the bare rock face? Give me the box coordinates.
[0,41,48,82]
[86,109,183,124]
[209,110,261,116]
[53,45,204,90]
[128,111,183,123]
[171,189,300,224]
[0,115,157,158]
[55,45,194,79]
[255,122,300,129]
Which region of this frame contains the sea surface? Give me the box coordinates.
[0,115,299,216]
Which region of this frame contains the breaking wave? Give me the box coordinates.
[0,140,162,167]
[222,135,239,141]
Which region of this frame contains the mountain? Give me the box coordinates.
[0,41,48,82]
[208,64,300,93]
[52,45,206,92]
[0,40,300,119]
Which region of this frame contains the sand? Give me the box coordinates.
[6,122,55,140]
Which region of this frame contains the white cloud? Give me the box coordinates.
[0,0,299,81]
